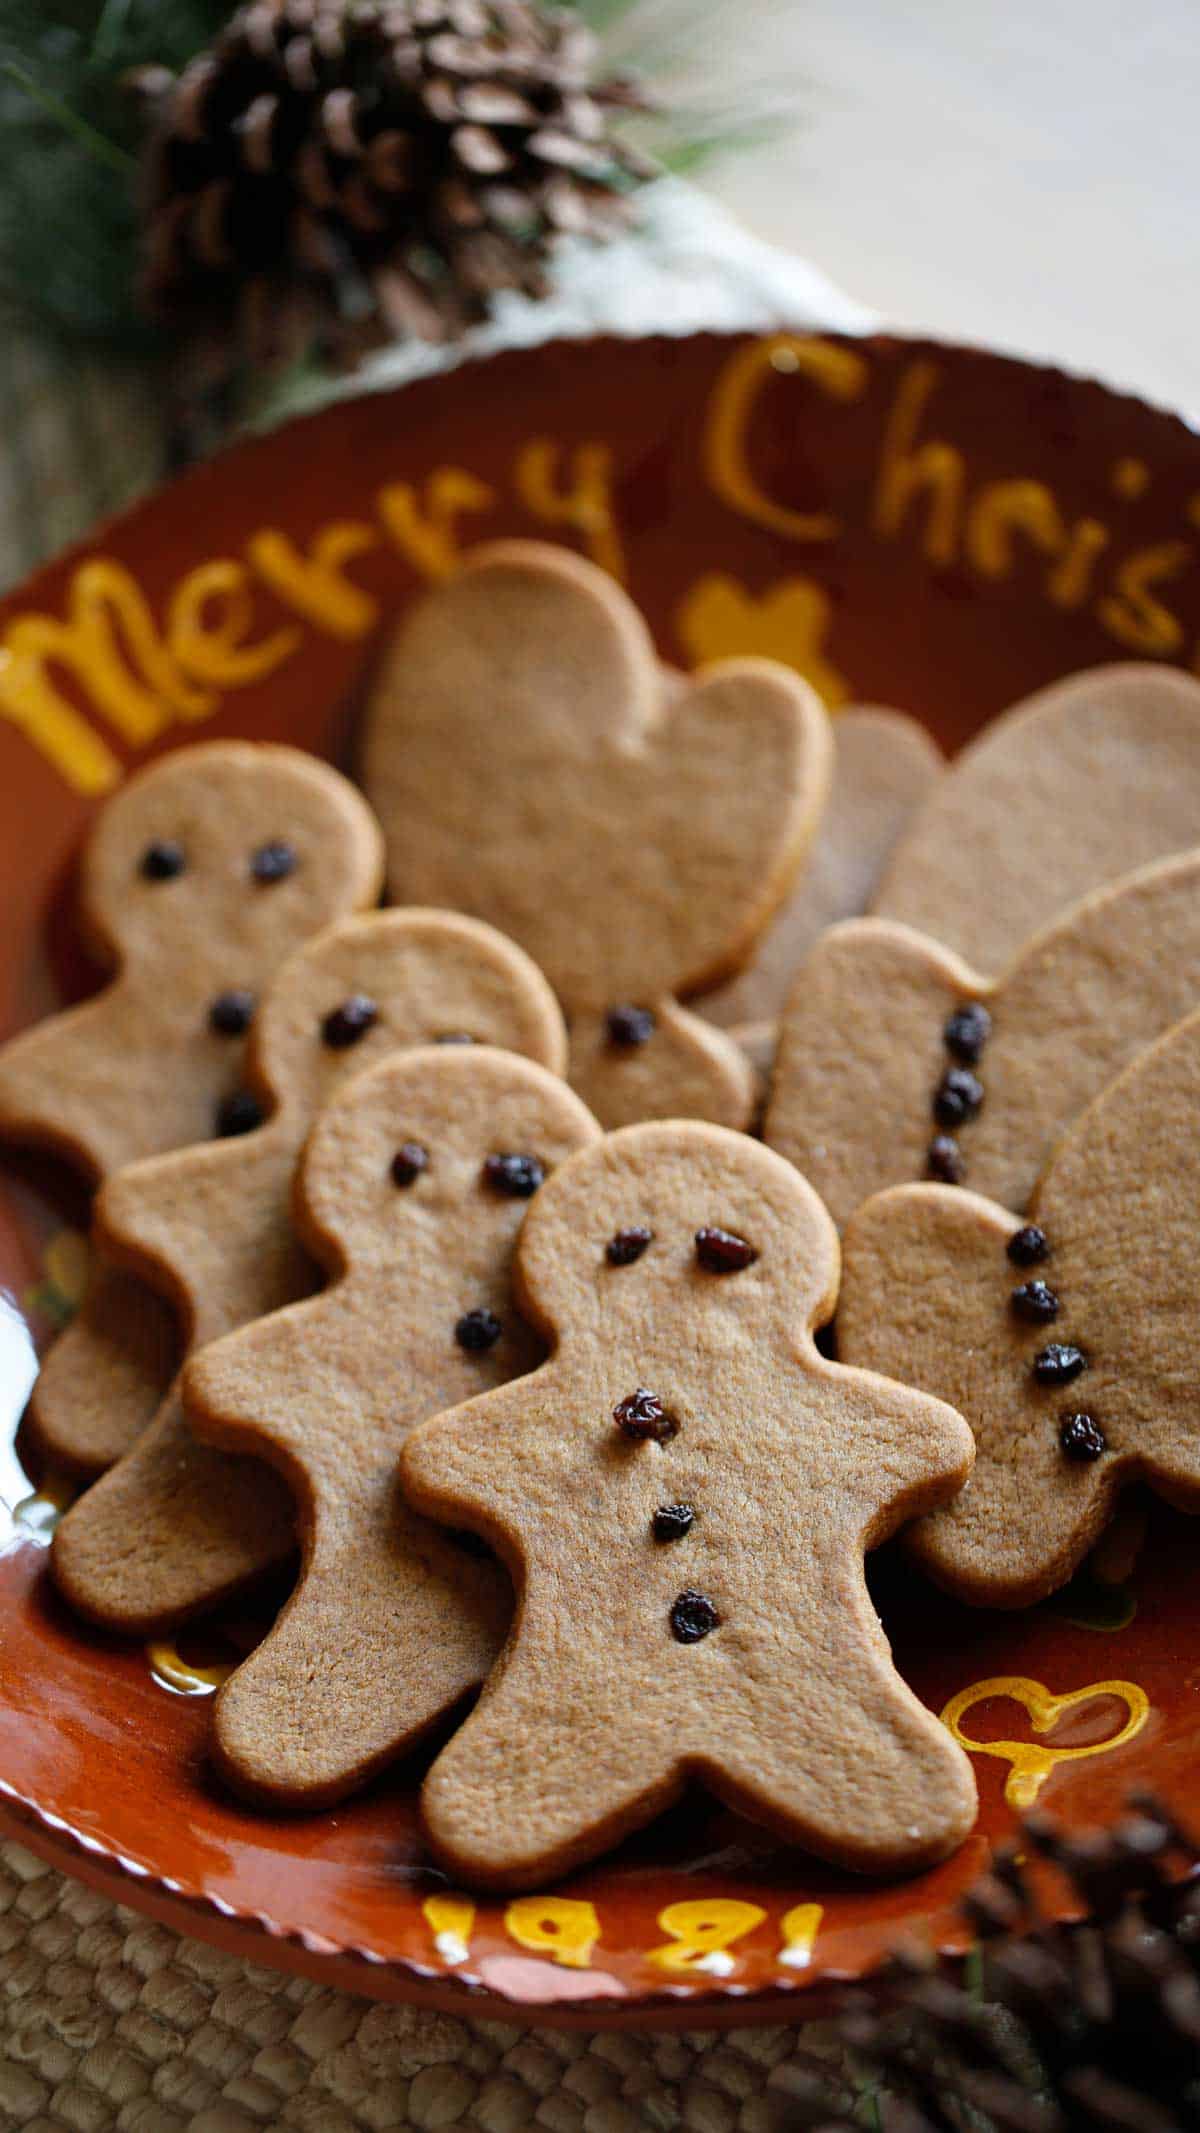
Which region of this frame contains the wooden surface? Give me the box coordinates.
[697,0,1199,415]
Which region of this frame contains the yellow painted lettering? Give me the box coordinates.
[422,1894,476,1965]
[0,646,121,794]
[3,558,211,748]
[377,468,497,581]
[514,440,627,581]
[646,1898,766,1977]
[966,480,1066,580]
[1047,518,1110,609]
[872,360,964,568]
[704,334,868,544]
[504,1897,599,1970]
[167,559,301,688]
[1097,541,1190,656]
[779,1902,823,1970]
[246,523,379,639]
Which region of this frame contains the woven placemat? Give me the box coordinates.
[0,1839,841,2133]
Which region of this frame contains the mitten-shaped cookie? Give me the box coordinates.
[839,1004,1200,1607]
[362,542,831,1131]
[51,909,564,1634]
[874,664,1200,972]
[185,1047,599,1808]
[766,849,1200,1229]
[401,1123,977,1890]
[701,706,941,1040]
[0,742,384,1477]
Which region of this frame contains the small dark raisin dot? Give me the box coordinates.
[1033,1342,1087,1386]
[208,988,255,1038]
[140,840,185,881]
[1011,1279,1060,1324]
[455,1307,502,1353]
[927,1134,965,1184]
[1008,1225,1050,1267]
[652,1502,695,1542]
[943,1001,992,1062]
[251,840,296,884]
[321,995,378,1048]
[606,1226,653,1266]
[483,1152,544,1198]
[435,1031,476,1046]
[391,1142,428,1188]
[1060,1412,1106,1461]
[606,1004,656,1048]
[613,1387,678,1442]
[216,1089,265,1138]
[670,1591,720,1643]
[695,1226,758,1274]
[933,1066,984,1128]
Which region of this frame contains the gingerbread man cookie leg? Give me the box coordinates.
[402,1123,976,1890]
[700,706,943,1032]
[839,1004,1200,1607]
[873,664,1200,973]
[1,742,384,1477]
[184,1048,599,1808]
[362,542,832,1132]
[52,911,566,1634]
[767,849,1200,1230]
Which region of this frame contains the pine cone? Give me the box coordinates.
[135,0,654,366]
[772,1799,1200,2133]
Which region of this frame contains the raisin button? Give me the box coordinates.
[455,1308,502,1353]
[216,1089,265,1137]
[927,1135,965,1183]
[606,1004,655,1047]
[1011,1280,1059,1324]
[209,989,255,1037]
[483,1153,544,1198]
[1060,1412,1106,1461]
[694,1227,757,1273]
[933,1066,984,1128]
[1007,1225,1050,1267]
[943,1002,992,1062]
[251,840,296,883]
[653,1502,695,1542]
[670,1592,720,1643]
[1033,1343,1087,1386]
[140,840,185,881]
[613,1388,677,1442]
[321,995,378,1048]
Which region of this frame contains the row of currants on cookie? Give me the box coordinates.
[2,541,1199,1888]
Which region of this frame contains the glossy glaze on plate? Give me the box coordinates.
[0,332,1198,2022]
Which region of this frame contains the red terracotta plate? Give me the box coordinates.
[1,331,1198,2026]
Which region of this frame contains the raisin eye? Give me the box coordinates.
[251,840,296,884]
[140,841,186,881]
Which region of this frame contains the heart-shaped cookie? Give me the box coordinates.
[362,542,831,1129]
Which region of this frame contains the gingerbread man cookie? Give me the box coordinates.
[51,909,565,1634]
[0,742,384,1478]
[766,849,1200,1230]
[874,663,1200,972]
[401,1123,977,1890]
[839,1004,1200,1607]
[185,1047,599,1808]
[701,706,941,1042]
[362,542,831,1131]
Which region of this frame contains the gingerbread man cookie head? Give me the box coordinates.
[514,1120,840,1356]
[839,1004,1200,1608]
[363,542,832,1130]
[402,1123,976,1889]
[0,740,384,1179]
[247,906,566,1137]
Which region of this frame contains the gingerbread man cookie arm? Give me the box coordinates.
[765,919,977,1228]
[568,1000,758,1134]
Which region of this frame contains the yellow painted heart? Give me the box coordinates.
[676,573,849,707]
[941,1674,1150,1809]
